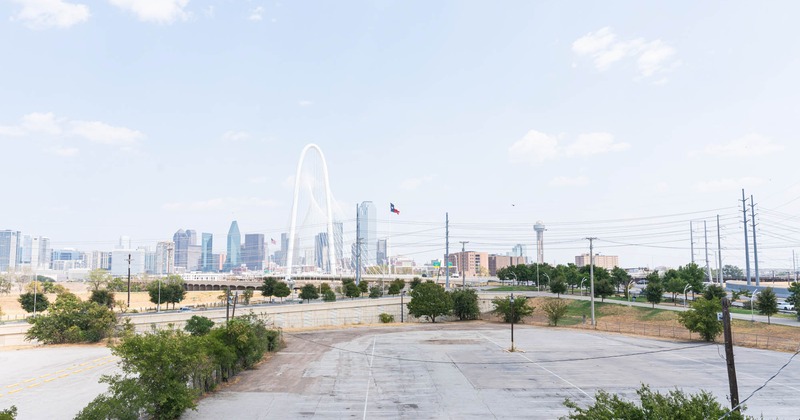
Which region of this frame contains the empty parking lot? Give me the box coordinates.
[187,322,800,419]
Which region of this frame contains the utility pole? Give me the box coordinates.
[717,215,723,283]
[586,237,597,326]
[225,287,231,322]
[794,250,797,282]
[741,190,751,286]
[721,297,740,413]
[126,253,132,308]
[690,221,695,264]
[459,241,469,287]
[704,220,712,282]
[445,213,450,290]
[751,195,760,286]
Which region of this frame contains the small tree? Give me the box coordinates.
[786,281,800,319]
[241,289,253,305]
[702,284,726,301]
[593,279,615,302]
[644,282,664,308]
[1,406,18,420]
[564,384,749,419]
[323,289,337,302]
[550,278,567,298]
[407,282,452,323]
[89,289,115,309]
[410,277,422,290]
[358,280,369,295]
[387,283,401,295]
[491,296,534,323]
[450,289,480,321]
[273,282,291,302]
[299,283,320,302]
[18,292,49,313]
[369,286,383,298]
[87,269,112,292]
[678,297,723,342]
[541,298,570,326]
[0,276,12,295]
[184,315,214,336]
[345,282,361,299]
[755,287,778,324]
[261,277,278,302]
[319,283,332,295]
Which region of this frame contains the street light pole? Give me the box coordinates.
[683,284,691,308]
[157,279,162,313]
[580,278,587,296]
[751,290,759,322]
[542,273,551,293]
[509,293,515,352]
[508,271,517,286]
[401,291,405,323]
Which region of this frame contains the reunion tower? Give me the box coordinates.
[534,221,545,264]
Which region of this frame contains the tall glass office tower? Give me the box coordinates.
[357,201,376,266]
[225,221,241,270]
[201,233,213,272]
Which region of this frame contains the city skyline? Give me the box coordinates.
[2,2,800,270]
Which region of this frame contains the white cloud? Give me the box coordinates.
[248,6,264,21]
[549,176,589,187]
[400,175,436,191]
[202,5,213,18]
[510,130,629,164]
[221,130,250,142]
[572,27,679,79]
[162,197,281,212]
[11,0,90,29]
[71,120,144,145]
[566,132,630,157]
[693,177,764,193]
[46,146,80,157]
[109,0,189,24]
[694,134,784,158]
[22,112,64,135]
[298,100,313,107]
[508,130,560,164]
[0,125,27,137]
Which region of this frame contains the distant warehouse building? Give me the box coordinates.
[575,253,619,271]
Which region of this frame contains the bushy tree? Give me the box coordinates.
[491,296,534,323]
[241,289,253,305]
[550,278,567,297]
[722,264,744,279]
[593,279,615,302]
[0,406,18,420]
[299,283,320,302]
[702,284,726,301]
[369,286,383,298]
[410,277,422,290]
[261,277,278,301]
[319,283,332,295]
[679,263,706,298]
[564,384,750,419]
[678,297,723,342]
[345,282,361,299]
[610,266,631,294]
[90,289,115,309]
[26,293,116,344]
[755,287,778,324]
[407,282,452,323]
[786,282,800,318]
[387,283,401,295]
[147,275,187,310]
[18,292,49,313]
[644,281,664,308]
[450,289,480,320]
[323,289,336,302]
[665,276,686,305]
[0,276,12,295]
[541,298,570,326]
[358,280,369,295]
[185,315,215,336]
[273,282,291,302]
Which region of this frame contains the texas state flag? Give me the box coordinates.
[390,203,400,215]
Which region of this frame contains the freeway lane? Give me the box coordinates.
[0,346,118,419]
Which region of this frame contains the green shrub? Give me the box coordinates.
[0,406,17,420]
[379,313,394,323]
[26,293,116,344]
[184,315,214,336]
[450,289,480,320]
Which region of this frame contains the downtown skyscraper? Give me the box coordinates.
[225,221,241,271]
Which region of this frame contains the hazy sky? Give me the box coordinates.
[2,1,800,271]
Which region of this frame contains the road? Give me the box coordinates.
[186,322,800,419]
[0,346,118,419]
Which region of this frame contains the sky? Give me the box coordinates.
[2,0,800,272]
